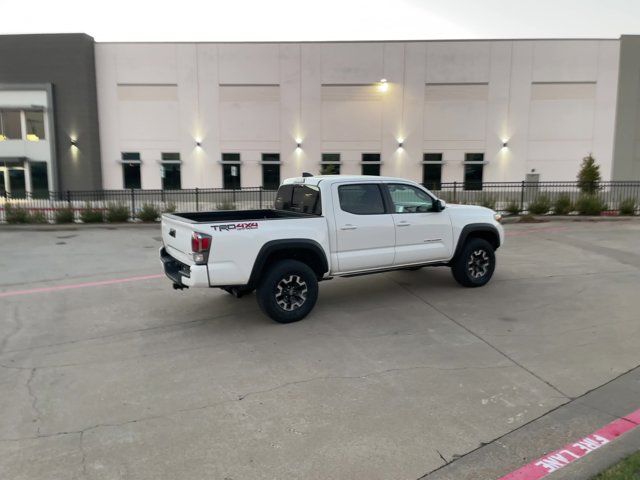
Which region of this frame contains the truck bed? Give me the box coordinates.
[165,209,319,224]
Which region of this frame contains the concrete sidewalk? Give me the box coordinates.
[423,362,640,480]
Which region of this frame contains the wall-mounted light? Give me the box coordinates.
[295,138,302,149]
[502,140,509,148]
[195,140,202,147]
[377,78,389,93]
[70,138,78,148]
[397,138,404,149]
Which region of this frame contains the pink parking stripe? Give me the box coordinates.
[505,226,569,237]
[497,407,640,480]
[0,274,164,298]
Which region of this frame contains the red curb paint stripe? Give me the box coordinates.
[0,274,164,298]
[497,408,640,480]
[624,409,640,425]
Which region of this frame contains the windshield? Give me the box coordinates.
[274,184,322,215]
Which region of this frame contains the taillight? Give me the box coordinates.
[191,232,212,265]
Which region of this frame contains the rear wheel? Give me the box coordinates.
[256,259,319,323]
[451,238,496,287]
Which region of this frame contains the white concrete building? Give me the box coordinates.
[94,39,632,190]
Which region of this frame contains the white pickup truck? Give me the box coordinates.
[160,175,504,323]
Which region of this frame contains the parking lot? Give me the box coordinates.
[1,220,640,480]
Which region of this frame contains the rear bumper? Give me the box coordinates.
[160,247,209,288]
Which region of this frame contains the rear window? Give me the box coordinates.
[275,184,322,215]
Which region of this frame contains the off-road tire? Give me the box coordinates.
[451,238,496,287]
[256,259,319,323]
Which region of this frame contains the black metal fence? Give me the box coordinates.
[428,181,640,214]
[0,188,278,223]
[1,181,639,222]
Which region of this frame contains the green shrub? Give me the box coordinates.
[5,204,30,223]
[80,203,103,223]
[577,154,601,194]
[553,194,573,215]
[55,207,75,223]
[479,195,496,210]
[528,195,552,215]
[105,203,130,222]
[505,201,520,216]
[163,202,176,213]
[619,198,637,216]
[575,195,607,216]
[519,214,544,223]
[138,203,160,222]
[29,211,48,224]
[216,200,237,210]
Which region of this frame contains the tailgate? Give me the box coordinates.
[161,215,196,265]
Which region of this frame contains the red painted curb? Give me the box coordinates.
[497,408,640,480]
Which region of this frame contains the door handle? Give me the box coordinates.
[397,221,411,227]
[340,224,357,230]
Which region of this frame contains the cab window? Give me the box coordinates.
[338,184,386,215]
[387,184,433,213]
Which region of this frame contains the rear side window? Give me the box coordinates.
[275,184,322,215]
[338,184,386,215]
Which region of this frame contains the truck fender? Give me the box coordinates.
[452,223,501,261]
[248,239,329,287]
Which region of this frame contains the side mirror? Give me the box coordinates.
[433,199,446,212]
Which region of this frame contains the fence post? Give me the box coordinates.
[130,188,135,219]
[48,190,53,223]
[195,188,199,211]
[233,188,236,205]
[66,190,71,208]
[453,182,457,203]
[520,181,525,213]
[259,187,263,208]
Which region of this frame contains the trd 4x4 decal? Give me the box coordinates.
[211,222,259,231]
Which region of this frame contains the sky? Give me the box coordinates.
[0,0,639,42]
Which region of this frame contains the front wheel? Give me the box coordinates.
[256,260,319,323]
[451,238,496,287]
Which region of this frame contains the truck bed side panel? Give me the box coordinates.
[161,213,331,287]
[206,217,330,286]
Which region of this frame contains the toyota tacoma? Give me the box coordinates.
[160,175,504,323]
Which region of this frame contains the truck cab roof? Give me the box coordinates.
[283,175,423,187]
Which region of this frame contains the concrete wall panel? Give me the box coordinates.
[92,38,624,187]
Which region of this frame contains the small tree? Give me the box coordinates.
[577,154,601,194]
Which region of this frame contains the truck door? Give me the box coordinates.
[384,183,453,265]
[332,183,395,272]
